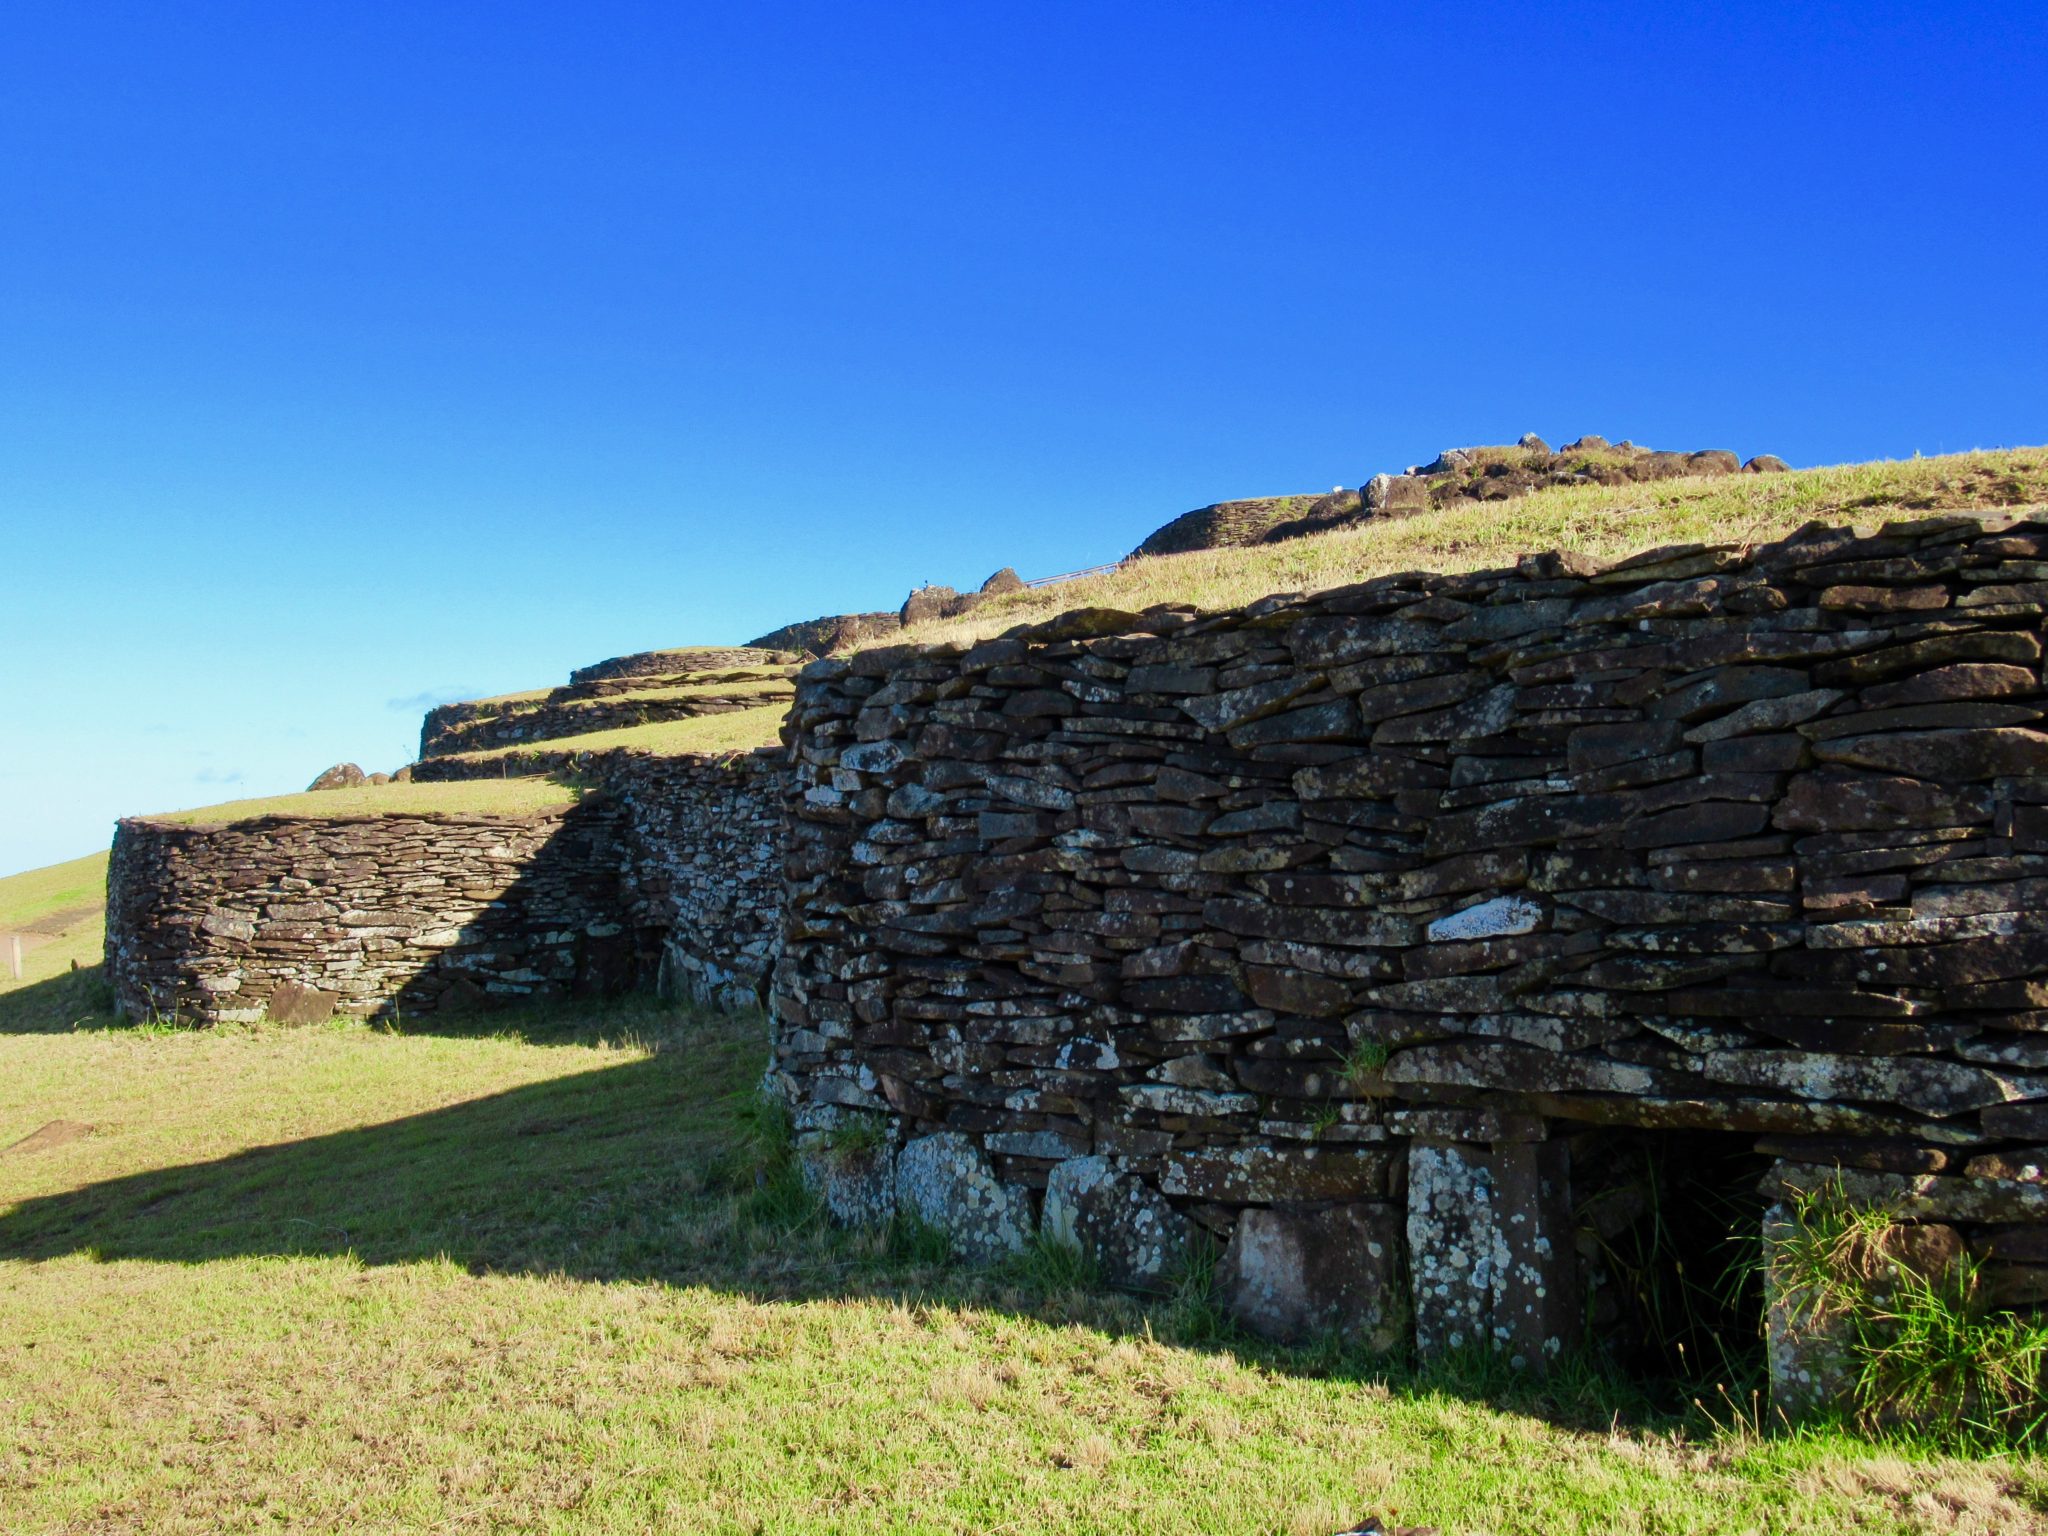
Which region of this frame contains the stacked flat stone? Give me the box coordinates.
[105,804,637,1023]
[771,512,2048,1377]
[567,646,796,686]
[606,749,788,1010]
[105,747,788,1022]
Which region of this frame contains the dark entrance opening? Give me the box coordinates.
[1567,1128,1772,1395]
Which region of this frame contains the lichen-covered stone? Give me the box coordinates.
[798,1117,899,1227]
[895,1133,1035,1263]
[1218,1204,1406,1348]
[1406,1140,1575,1369]
[1043,1156,1189,1290]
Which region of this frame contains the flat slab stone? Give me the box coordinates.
[267,982,339,1024]
[1218,1203,1406,1349]
[1407,1140,1575,1369]
[798,1125,898,1228]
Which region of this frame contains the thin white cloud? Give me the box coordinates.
[387,687,479,713]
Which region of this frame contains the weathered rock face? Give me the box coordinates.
[895,1133,1036,1262]
[753,572,1028,658]
[1407,1140,1574,1366]
[1131,491,1362,559]
[1044,1155,1191,1289]
[771,511,2048,1379]
[105,748,789,1024]
[747,612,904,657]
[306,763,367,791]
[1219,1204,1406,1348]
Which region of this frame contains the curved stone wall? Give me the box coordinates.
[105,803,638,1024]
[568,645,792,686]
[104,748,790,1024]
[771,514,2048,1369]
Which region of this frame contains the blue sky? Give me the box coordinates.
[3,1,2044,876]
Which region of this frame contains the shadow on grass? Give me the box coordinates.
[0,1002,1742,1438]
[0,964,119,1035]
[0,961,654,1049]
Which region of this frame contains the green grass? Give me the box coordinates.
[1770,1182,2048,1450]
[1,995,2042,1534]
[146,778,584,826]
[894,448,2048,648]
[433,701,788,763]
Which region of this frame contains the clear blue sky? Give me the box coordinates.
[3,1,2044,876]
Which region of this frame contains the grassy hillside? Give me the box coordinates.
[0,853,110,1000]
[893,448,2048,648]
[2,998,2039,1534]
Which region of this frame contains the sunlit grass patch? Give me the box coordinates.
[146,777,583,825]
[892,448,2048,650]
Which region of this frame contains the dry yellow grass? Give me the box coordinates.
[890,449,2048,650]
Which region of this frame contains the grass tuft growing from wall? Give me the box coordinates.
[1770,1181,2048,1451]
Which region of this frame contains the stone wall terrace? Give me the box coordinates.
[104,747,790,1024]
[105,803,637,1023]
[771,513,2048,1372]
[420,686,794,758]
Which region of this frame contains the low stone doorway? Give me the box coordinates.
[1403,1118,1774,1392]
[1570,1128,1772,1390]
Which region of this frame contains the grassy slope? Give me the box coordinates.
[0,998,2041,1535]
[0,854,110,997]
[431,701,789,762]
[892,449,2048,649]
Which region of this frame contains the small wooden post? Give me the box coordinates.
[8,935,21,981]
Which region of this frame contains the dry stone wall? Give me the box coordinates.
[105,749,790,1024]
[568,646,793,686]
[602,748,788,1010]
[771,512,2048,1380]
[105,804,639,1024]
